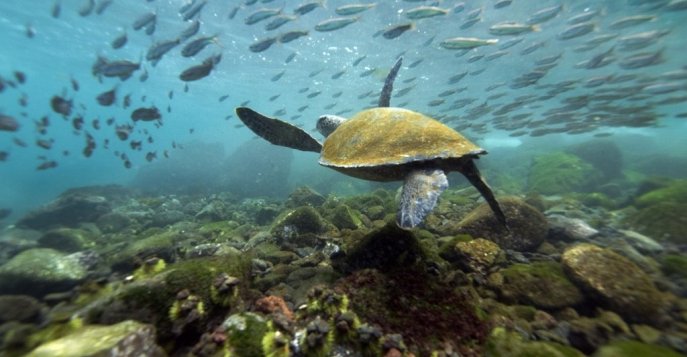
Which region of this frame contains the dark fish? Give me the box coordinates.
[182,0,207,21]
[72,116,84,130]
[13,138,27,147]
[558,22,595,40]
[332,91,343,98]
[245,7,281,25]
[294,1,323,15]
[0,152,7,161]
[249,37,277,52]
[278,30,308,43]
[285,52,297,63]
[526,4,563,24]
[79,0,95,16]
[25,24,35,38]
[182,35,218,57]
[269,94,280,101]
[179,54,221,81]
[219,94,230,102]
[383,23,414,39]
[95,0,113,15]
[147,39,181,63]
[179,20,201,42]
[271,70,285,82]
[37,161,58,170]
[36,138,53,150]
[0,114,19,132]
[619,48,663,69]
[50,95,72,116]
[96,87,116,106]
[331,70,346,79]
[353,55,366,66]
[228,6,240,19]
[92,56,140,80]
[297,105,308,112]
[92,119,100,130]
[111,33,128,49]
[14,71,26,84]
[315,16,360,32]
[51,1,61,18]
[265,15,296,30]
[133,12,156,31]
[131,107,161,122]
[307,91,321,98]
[145,152,157,162]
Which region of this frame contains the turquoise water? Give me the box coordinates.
[0,0,686,217]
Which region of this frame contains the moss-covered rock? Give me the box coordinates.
[453,238,503,273]
[221,312,269,357]
[485,327,584,357]
[0,295,45,323]
[660,254,687,279]
[567,310,632,355]
[108,230,184,271]
[527,152,602,195]
[634,179,687,208]
[592,340,683,357]
[326,204,364,230]
[491,262,585,310]
[566,139,623,181]
[452,197,549,251]
[0,248,90,297]
[562,244,668,325]
[270,206,329,246]
[285,186,326,208]
[37,228,96,253]
[624,179,687,244]
[25,320,164,357]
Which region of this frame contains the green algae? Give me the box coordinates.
[592,340,683,357]
[485,327,584,357]
[527,152,601,195]
[660,254,687,279]
[494,262,584,310]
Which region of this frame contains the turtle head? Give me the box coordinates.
[316,114,347,138]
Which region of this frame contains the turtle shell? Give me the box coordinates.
[319,107,484,179]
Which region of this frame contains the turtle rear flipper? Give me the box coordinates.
[397,169,448,229]
[235,107,322,153]
[461,159,509,229]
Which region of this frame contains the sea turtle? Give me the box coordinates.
[235,57,507,229]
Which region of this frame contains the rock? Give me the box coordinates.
[109,230,182,271]
[631,324,661,344]
[485,327,585,357]
[25,320,165,357]
[96,212,134,233]
[270,206,330,249]
[592,340,683,357]
[149,210,187,228]
[327,204,364,230]
[568,310,631,354]
[618,230,664,254]
[0,295,44,323]
[220,312,269,356]
[490,262,585,310]
[660,254,687,279]
[561,243,668,325]
[16,192,111,230]
[37,228,96,253]
[566,139,623,181]
[453,238,503,273]
[547,215,599,242]
[285,186,326,208]
[0,248,90,297]
[195,200,228,222]
[453,197,549,251]
[625,179,687,244]
[527,152,602,195]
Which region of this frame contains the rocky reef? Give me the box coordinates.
[0,173,686,356]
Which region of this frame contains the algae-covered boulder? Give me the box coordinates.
[527,152,602,195]
[453,197,548,251]
[660,254,687,279]
[491,262,585,310]
[453,238,503,273]
[326,204,364,230]
[0,248,90,297]
[25,320,164,357]
[109,230,185,271]
[485,327,585,357]
[592,340,683,357]
[568,310,632,354]
[270,206,331,248]
[0,295,45,323]
[285,186,326,208]
[221,312,269,357]
[566,139,623,181]
[562,243,668,325]
[625,179,687,244]
[38,228,96,253]
[16,191,111,230]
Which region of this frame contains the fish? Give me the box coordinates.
[269,94,280,101]
[558,22,595,40]
[0,114,19,132]
[228,6,240,19]
[14,71,26,84]
[181,35,219,57]
[145,152,157,162]
[50,95,72,116]
[146,38,181,63]
[265,15,297,31]
[51,1,61,18]
[79,0,95,16]
[526,4,563,24]
[331,70,346,79]
[332,91,343,98]
[567,10,600,25]
[617,30,670,51]
[250,37,278,52]
[96,87,117,106]
[440,37,498,49]
[182,0,207,21]
[494,0,512,9]
[245,7,281,25]
[271,70,285,82]
[111,33,127,49]
[36,138,53,150]
[666,0,687,10]
[179,54,222,81]
[179,20,201,41]
[279,30,308,43]
[219,94,230,102]
[297,105,308,112]
[383,23,415,39]
[315,17,360,32]
[335,4,376,16]
[405,6,449,19]
[609,15,656,30]
[447,71,467,84]
[307,91,321,98]
[293,1,323,15]
[72,116,84,130]
[131,107,161,122]
[489,22,539,36]
[619,48,664,69]
[37,161,58,170]
[95,0,113,15]
[285,52,297,63]
[133,12,156,30]
[353,55,366,66]
[92,57,140,80]
[145,20,156,36]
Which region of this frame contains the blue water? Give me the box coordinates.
[1,0,686,221]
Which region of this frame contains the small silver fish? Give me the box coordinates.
[314,17,360,32]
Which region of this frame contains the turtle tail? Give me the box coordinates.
[378,57,403,108]
[461,159,509,230]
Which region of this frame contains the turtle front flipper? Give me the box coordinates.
[235,107,322,153]
[378,57,403,108]
[461,159,509,229]
[397,169,448,229]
